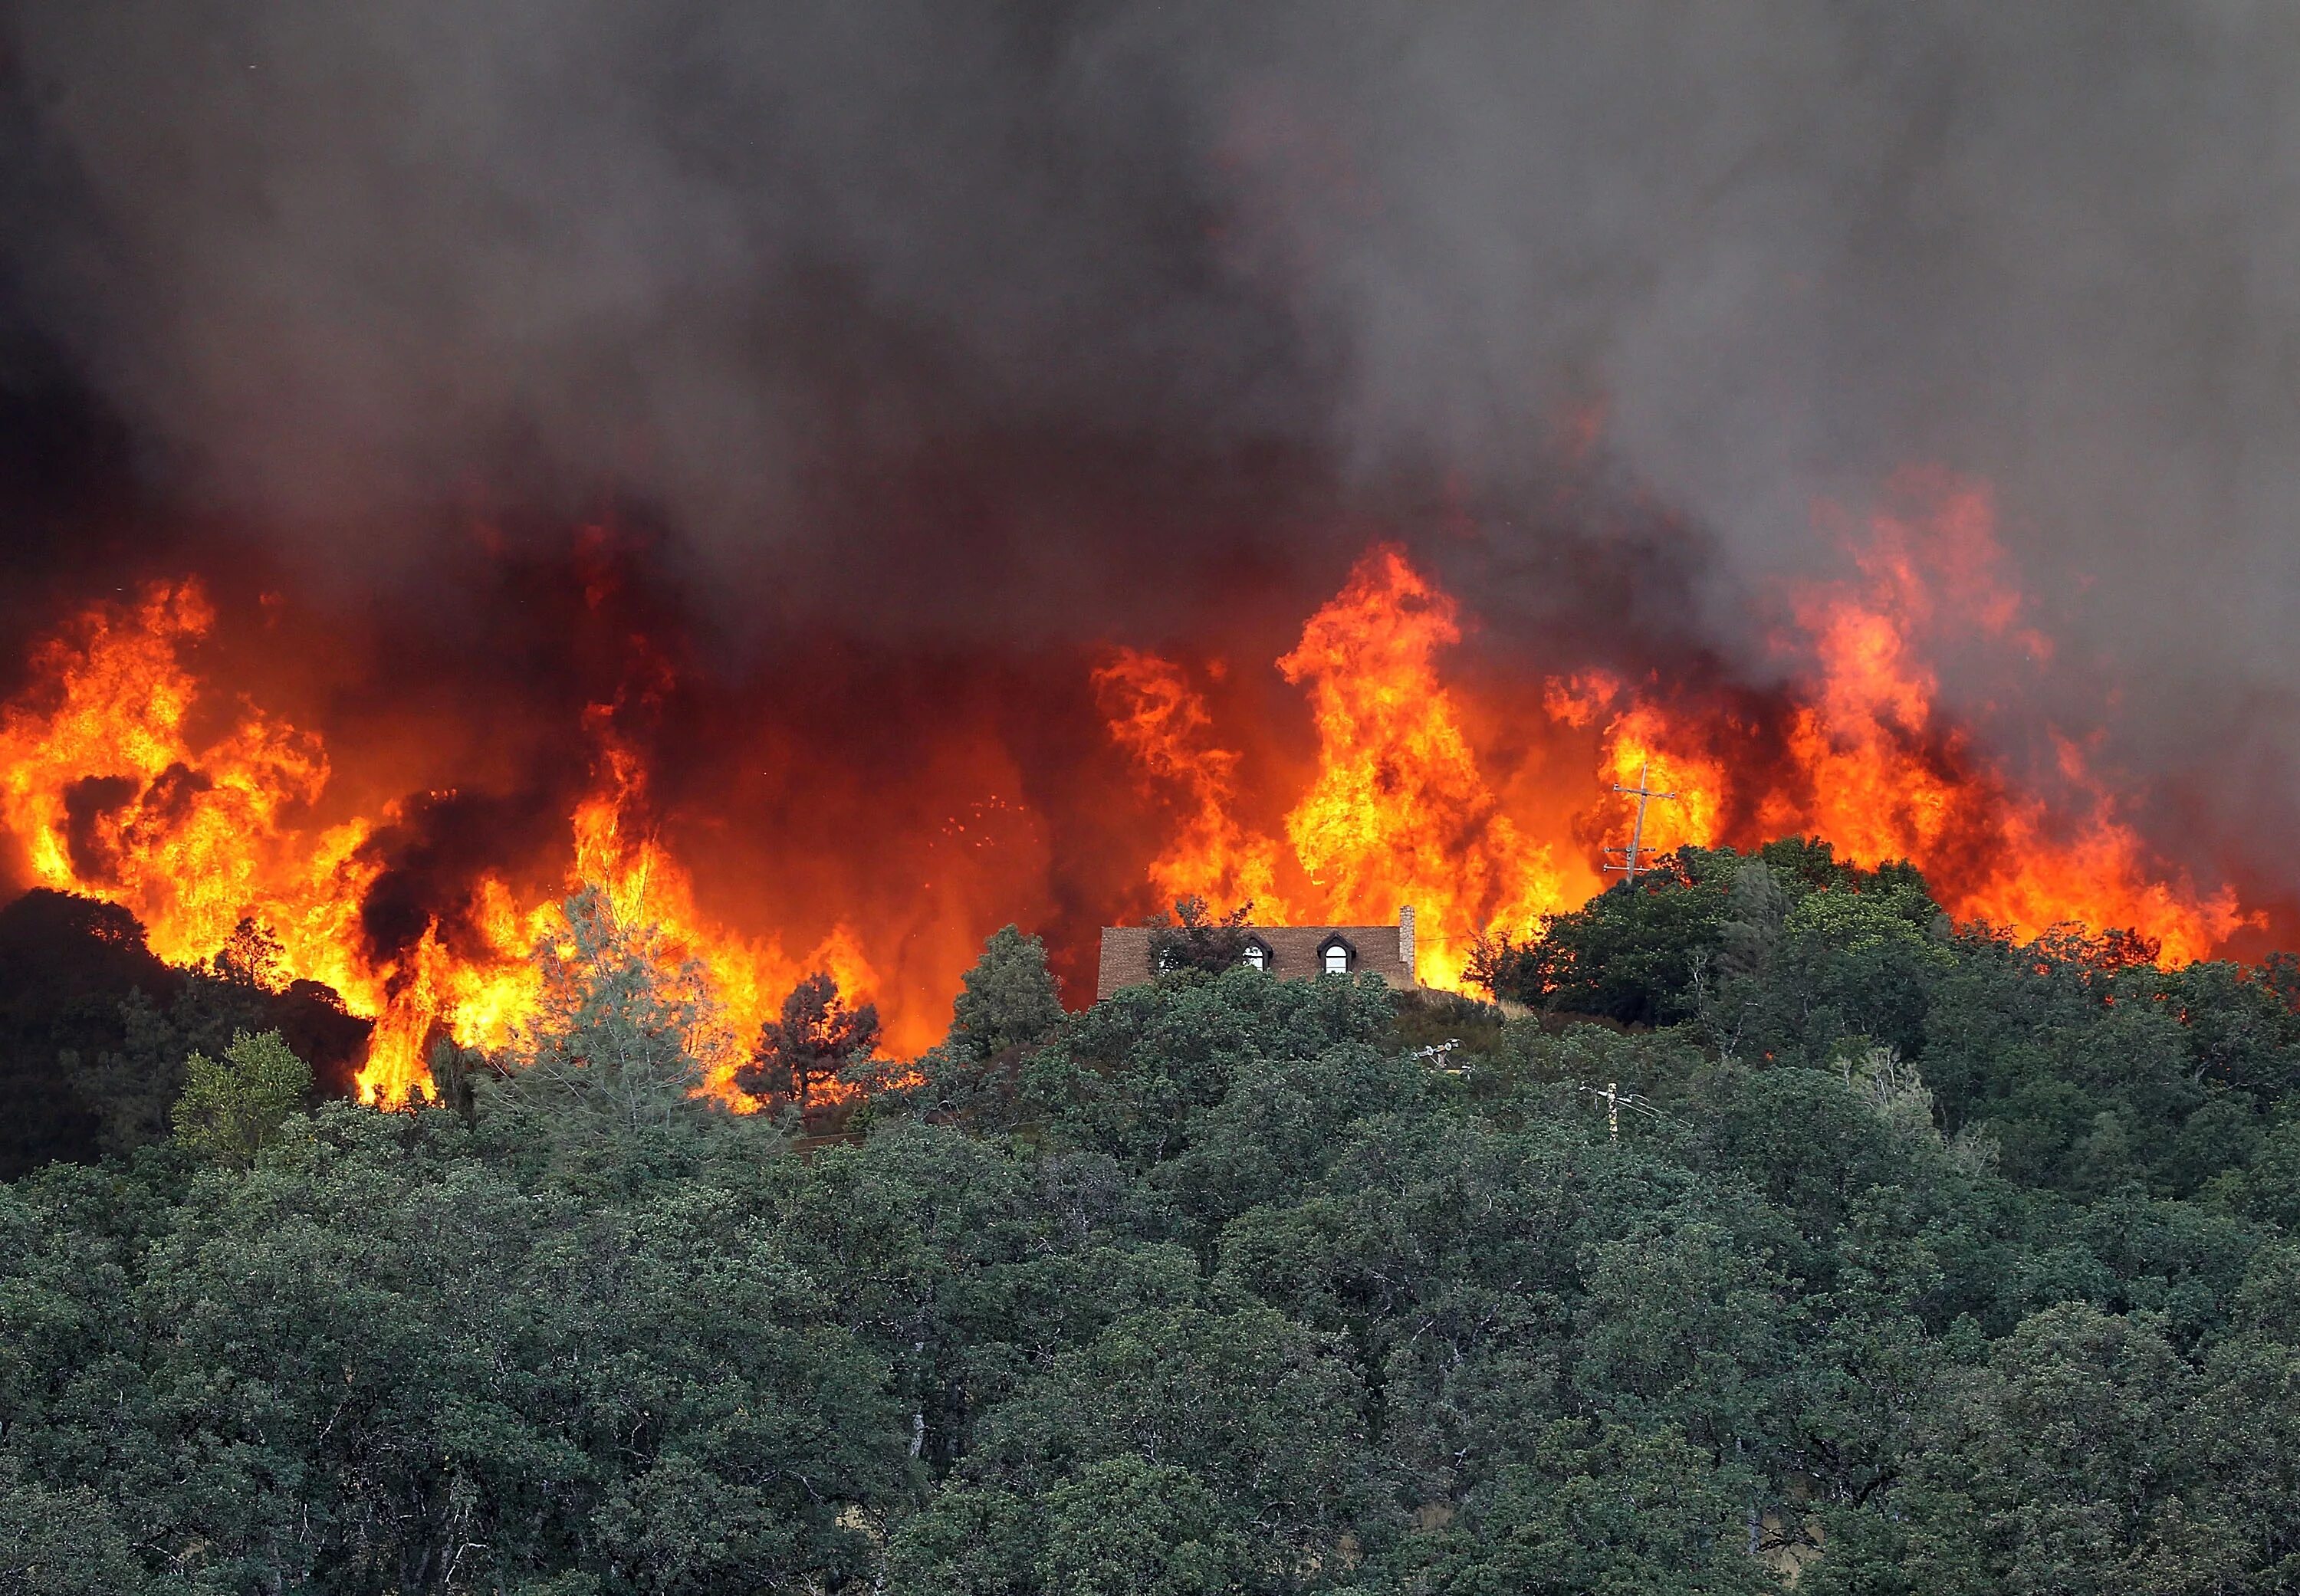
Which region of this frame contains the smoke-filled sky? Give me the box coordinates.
[4,2,2298,882]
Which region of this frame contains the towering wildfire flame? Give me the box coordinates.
[1276,550,1576,989]
[1093,552,1578,989]
[1099,476,2246,975]
[1560,474,2246,963]
[0,584,880,1105]
[1092,649,1293,921]
[0,581,388,1026]
[0,473,2249,1102]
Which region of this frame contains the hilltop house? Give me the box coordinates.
[1095,905,1420,1000]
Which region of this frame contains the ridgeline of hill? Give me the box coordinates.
[0,890,368,1177]
[8,842,2300,1593]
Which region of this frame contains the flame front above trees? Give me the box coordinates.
[0,580,389,1030]
[1091,649,1293,922]
[0,581,889,1106]
[0,472,2255,1095]
[1099,483,2246,981]
[1273,550,1576,989]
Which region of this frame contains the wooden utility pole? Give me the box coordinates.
[1581,1079,1666,1143]
[1603,758,1678,887]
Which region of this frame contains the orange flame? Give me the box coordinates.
[0,473,2256,1101]
[0,580,389,1014]
[1776,475,2244,960]
[1275,549,1572,987]
[1103,504,2242,984]
[0,581,889,1106]
[1597,704,1729,861]
[1099,549,1576,989]
[1092,649,1293,918]
[1546,672,1731,862]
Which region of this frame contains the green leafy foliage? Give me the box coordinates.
[954,924,1068,1056]
[892,925,1072,1131]
[0,889,366,1175]
[7,842,2300,1591]
[475,885,774,1192]
[169,1028,312,1167]
[1474,857,1731,1025]
[1148,895,1256,976]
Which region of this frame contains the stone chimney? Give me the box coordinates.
[1398,905,1418,986]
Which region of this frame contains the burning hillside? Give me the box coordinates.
[1096,472,2246,984]
[2,2,2293,1112]
[0,465,2251,1103]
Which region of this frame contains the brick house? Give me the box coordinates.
[1095,906,1420,1000]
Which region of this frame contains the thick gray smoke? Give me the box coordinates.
[5,2,2298,874]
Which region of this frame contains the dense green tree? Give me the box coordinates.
[11,854,2300,1594]
[169,1027,311,1168]
[478,885,764,1192]
[1924,930,2220,1192]
[893,924,1069,1130]
[1388,1423,1774,1596]
[65,984,228,1156]
[1474,858,1730,1025]
[886,1479,1040,1594]
[1148,895,1257,976]
[741,969,881,1116]
[955,924,1069,1056]
[1,1102,903,1592]
[0,892,169,1174]
[1704,871,1951,1067]
[1928,1305,2211,1593]
[1037,1457,1250,1596]
[0,1467,147,1596]
[68,970,368,1163]
[1030,963,1399,1167]
[1475,841,1942,1039]
[961,1302,1372,1585]
[1160,1043,1427,1231]
[0,891,365,1174]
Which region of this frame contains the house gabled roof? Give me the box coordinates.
[1095,908,1419,1000]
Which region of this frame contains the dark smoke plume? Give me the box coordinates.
[3,2,2297,901]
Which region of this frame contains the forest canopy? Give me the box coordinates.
[6,843,2300,1593]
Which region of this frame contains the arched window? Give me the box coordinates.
[1241,938,1270,972]
[1319,935,1354,975]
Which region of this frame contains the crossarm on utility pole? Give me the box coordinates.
[1602,758,1680,887]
